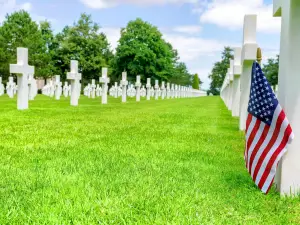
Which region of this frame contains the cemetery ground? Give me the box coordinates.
[0,96,299,224]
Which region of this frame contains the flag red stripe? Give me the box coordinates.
[248,124,270,173]
[252,110,285,182]
[258,124,293,190]
[246,114,253,133]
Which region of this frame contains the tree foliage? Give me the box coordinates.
[54,13,113,83]
[208,47,233,95]
[192,74,201,90]
[0,12,193,86]
[113,18,191,85]
[262,55,279,89]
[0,11,48,80]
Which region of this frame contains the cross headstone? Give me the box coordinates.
[166,83,171,99]
[96,84,102,97]
[55,75,62,100]
[49,80,55,98]
[6,77,15,98]
[273,0,300,196]
[109,84,117,98]
[121,72,128,103]
[154,80,159,100]
[239,15,258,130]
[114,82,118,98]
[91,79,96,99]
[161,82,166,100]
[67,60,82,106]
[150,87,155,98]
[28,73,37,101]
[10,48,34,110]
[63,82,69,98]
[0,77,4,96]
[87,84,91,98]
[99,68,110,104]
[228,60,234,110]
[135,75,141,102]
[232,47,242,117]
[127,84,136,98]
[171,84,175,99]
[146,78,151,100]
[140,85,146,97]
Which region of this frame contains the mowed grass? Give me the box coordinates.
[0,95,299,224]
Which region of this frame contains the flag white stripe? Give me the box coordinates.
[255,115,289,185]
[261,148,288,193]
[246,116,257,140]
[250,105,281,176]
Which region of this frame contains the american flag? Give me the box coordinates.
[244,61,294,194]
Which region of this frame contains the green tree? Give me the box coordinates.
[192,74,200,89]
[208,47,233,95]
[54,13,113,83]
[0,11,46,80]
[38,21,59,78]
[113,18,177,84]
[169,62,193,86]
[262,55,279,89]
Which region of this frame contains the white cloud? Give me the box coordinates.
[101,27,121,51]
[79,0,197,8]
[163,33,237,62]
[0,0,32,23]
[172,25,202,34]
[198,0,281,33]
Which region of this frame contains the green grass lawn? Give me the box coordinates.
[0,95,299,224]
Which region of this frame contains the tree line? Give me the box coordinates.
[208,47,279,95]
[0,11,202,88]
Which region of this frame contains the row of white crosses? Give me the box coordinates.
[8,51,203,109]
[220,3,300,196]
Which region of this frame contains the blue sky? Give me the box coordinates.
[0,0,281,89]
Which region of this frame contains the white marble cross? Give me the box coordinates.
[28,74,37,101]
[228,60,234,110]
[127,84,136,98]
[166,83,171,99]
[273,0,300,196]
[0,77,4,96]
[114,82,118,98]
[239,15,258,131]
[150,87,155,98]
[49,80,55,98]
[6,77,15,98]
[91,79,96,99]
[99,68,110,104]
[96,84,102,97]
[171,84,175,99]
[161,81,166,100]
[67,60,82,106]
[63,82,69,98]
[146,78,151,100]
[121,72,128,103]
[10,48,34,110]
[232,47,242,117]
[135,75,141,102]
[140,85,146,97]
[55,75,62,100]
[154,80,159,100]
